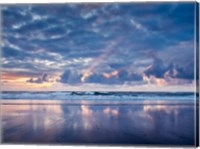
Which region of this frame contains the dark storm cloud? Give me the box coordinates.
[60,70,82,84]
[2,2,195,85]
[174,63,194,80]
[144,58,166,78]
[85,73,120,84]
[144,58,194,80]
[118,70,143,81]
[87,70,143,84]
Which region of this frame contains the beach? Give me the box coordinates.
[1,97,195,146]
[1,2,197,147]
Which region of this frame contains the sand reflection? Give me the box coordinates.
[103,107,119,116]
[2,100,195,145]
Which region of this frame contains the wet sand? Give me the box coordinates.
[1,99,195,146]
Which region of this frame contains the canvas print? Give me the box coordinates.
[0,2,199,147]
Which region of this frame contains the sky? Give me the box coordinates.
[1,2,197,91]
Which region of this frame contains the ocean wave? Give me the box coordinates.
[1,91,196,100]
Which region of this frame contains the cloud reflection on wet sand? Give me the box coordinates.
[2,100,195,145]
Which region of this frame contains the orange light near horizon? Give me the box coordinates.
[164,69,178,78]
[155,78,166,86]
[103,73,110,78]
[103,70,119,78]
[1,72,30,81]
[1,71,61,90]
[142,74,150,83]
[111,70,118,76]
[26,81,54,88]
[142,74,167,86]
[81,71,92,82]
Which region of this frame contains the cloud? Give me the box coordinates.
[26,73,50,84]
[2,3,195,89]
[3,70,43,78]
[174,63,194,80]
[85,73,120,84]
[130,18,148,34]
[118,70,143,81]
[144,58,194,80]
[60,70,82,84]
[59,69,143,85]
[144,58,166,78]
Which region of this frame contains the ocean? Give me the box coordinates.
[1,91,196,100]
